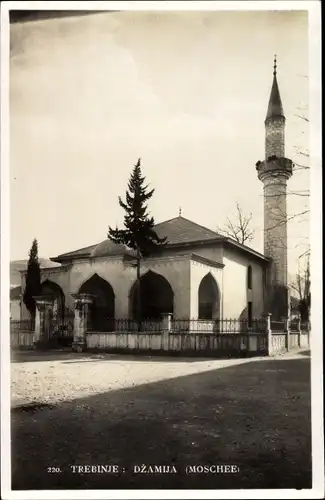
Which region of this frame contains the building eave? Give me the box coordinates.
[49,236,270,265]
[50,254,89,264]
[223,238,271,264]
[190,254,224,269]
[165,237,223,249]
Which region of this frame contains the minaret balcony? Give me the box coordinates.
[255,156,293,181]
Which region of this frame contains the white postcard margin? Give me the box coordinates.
[1,1,323,499]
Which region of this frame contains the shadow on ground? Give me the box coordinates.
[298,350,311,357]
[11,356,311,491]
[11,349,252,364]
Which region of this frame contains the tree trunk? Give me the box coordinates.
[136,248,141,332]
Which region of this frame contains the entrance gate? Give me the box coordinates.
[50,307,74,347]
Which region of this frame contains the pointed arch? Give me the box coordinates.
[129,270,174,320]
[79,273,115,331]
[40,279,65,320]
[198,272,220,320]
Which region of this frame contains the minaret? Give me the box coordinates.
[256,56,293,319]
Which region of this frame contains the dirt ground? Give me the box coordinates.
[11,350,267,407]
[10,349,311,490]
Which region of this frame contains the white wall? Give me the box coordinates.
[69,254,191,319]
[23,245,266,322]
[162,244,223,263]
[223,246,266,319]
[10,299,21,320]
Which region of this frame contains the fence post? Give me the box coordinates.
[161,313,172,350]
[264,313,272,356]
[307,320,311,347]
[283,317,290,352]
[297,317,301,348]
[71,293,94,352]
[33,295,54,348]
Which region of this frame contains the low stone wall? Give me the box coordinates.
[86,331,268,357]
[269,331,310,356]
[270,332,287,355]
[11,331,35,349]
[300,332,310,348]
[288,333,299,350]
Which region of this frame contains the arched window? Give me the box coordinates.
[248,301,253,328]
[247,265,253,289]
[198,273,220,320]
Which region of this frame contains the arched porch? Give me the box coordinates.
[40,280,65,322]
[79,273,115,331]
[129,270,174,320]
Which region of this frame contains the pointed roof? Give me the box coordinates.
[154,216,221,245]
[50,216,269,264]
[265,56,284,121]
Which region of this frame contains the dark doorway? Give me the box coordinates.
[40,280,65,320]
[79,274,115,331]
[40,280,72,346]
[130,270,174,320]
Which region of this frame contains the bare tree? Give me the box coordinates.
[218,202,255,245]
[290,252,311,322]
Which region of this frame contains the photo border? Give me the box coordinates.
[1,2,323,499]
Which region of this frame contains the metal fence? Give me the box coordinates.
[270,320,285,333]
[50,308,74,338]
[10,319,35,333]
[87,317,267,334]
[88,317,163,333]
[171,318,267,334]
[301,321,311,332]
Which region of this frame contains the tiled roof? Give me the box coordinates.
[52,243,98,262]
[51,216,268,263]
[155,216,221,245]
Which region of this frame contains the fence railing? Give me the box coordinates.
[10,319,35,333]
[171,318,267,334]
[87,317,267,334]
[10,316,311,336]
[88,317,163,333]
[289,320,299,332]
[270,320,285,332]
[301,321,311,332]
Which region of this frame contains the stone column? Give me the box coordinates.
[161,312,172,350]
[264,313,272,356]
[71,293,94,352]
[33,295,54,348]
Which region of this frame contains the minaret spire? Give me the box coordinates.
[266,55,284,122]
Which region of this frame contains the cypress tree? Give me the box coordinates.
[108,158,166,326]
[23,238,41,321]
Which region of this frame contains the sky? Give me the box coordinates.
[9,9,309,276]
